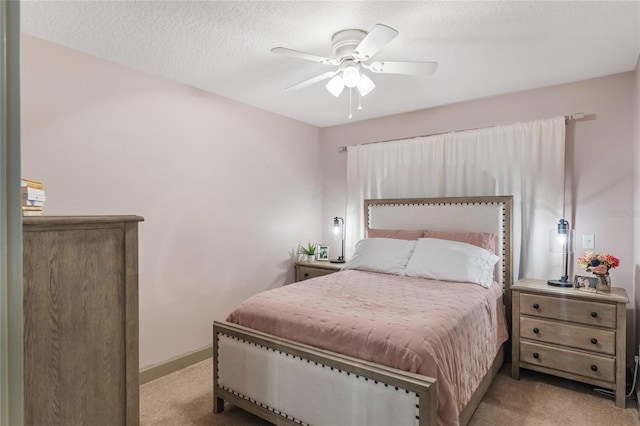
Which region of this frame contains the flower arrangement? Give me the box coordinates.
[577,251,620,275]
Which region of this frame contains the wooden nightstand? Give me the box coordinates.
[511,278,629,408]
[294,261,343,282]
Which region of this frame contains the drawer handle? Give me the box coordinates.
[591,338,598,345]
[591,311,598,318]
[533,303,540,309]
[533,328,539,334]
[304,273,309,277]
[533,352,539,359]
[591,365,598,372]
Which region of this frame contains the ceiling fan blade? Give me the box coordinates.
[366,60,438,75]
[271,47,338,65]
[353,24,399,61]
[286,70,339,91]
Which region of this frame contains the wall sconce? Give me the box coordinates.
[548,219,573,287]
[331,217,345,263]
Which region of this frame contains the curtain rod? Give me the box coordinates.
[337,112,585,153]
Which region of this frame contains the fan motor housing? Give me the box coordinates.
[331,29,367,60]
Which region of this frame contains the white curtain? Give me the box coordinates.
[345,117,566,281]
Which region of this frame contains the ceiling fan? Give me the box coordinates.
[272,24,438,104]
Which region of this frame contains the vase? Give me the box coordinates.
[595,273,611,292]
[306,254,315,262]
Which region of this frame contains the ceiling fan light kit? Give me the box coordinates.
[272,23,438,119]
[324,60,376,99]
[326,75,345,97]
[341,63,360,88]
[356,73,375,96]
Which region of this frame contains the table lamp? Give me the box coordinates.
[330,217,345,263]
[548,219,573,287]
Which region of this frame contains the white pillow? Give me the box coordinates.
[344,238,416,275]
[404,238,500,288]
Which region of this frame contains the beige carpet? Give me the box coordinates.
[140,359,640,425]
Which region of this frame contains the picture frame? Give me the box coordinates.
[317,244,329,261]
[574,274,598,293]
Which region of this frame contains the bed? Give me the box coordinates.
[213,196,513,426]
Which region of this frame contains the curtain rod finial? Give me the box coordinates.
[566,112,585,122]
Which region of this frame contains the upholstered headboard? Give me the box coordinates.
[364,196,513,307]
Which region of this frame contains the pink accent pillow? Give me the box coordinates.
[422,230,496,253]
[367,228,423,240]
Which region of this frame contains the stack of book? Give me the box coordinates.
[21,179,45,216]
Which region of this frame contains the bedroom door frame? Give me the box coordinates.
[0,1,24,424]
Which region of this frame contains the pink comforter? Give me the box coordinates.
[227,270,508,426]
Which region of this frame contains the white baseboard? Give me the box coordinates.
[139,344,212,385]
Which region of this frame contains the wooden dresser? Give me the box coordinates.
[294,261,342,282]
[23,216,143,425]
[512,278,628,408]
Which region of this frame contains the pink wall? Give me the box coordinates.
[320,72,637,360]
[20,35,323,368]
[20,33,639,367]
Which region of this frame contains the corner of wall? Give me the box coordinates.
[633,53,640,416]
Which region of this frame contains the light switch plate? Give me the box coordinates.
[583,234,595,249]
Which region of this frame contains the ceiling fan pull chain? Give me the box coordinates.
[357,91,363,111]
[348,88,353,119]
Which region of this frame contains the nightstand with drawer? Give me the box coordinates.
[512,278,629,408]
[294,261,343,282]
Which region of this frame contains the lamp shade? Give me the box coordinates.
[357,73,375,96]
[326,70,375,98]
[548,220,573,254]
[326,75,345,97]
[331,217,345,263]
[548,219,573,287]
[342,65,360,88]
[332,220,341,237]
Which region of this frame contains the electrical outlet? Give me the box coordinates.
[583,234,595,249]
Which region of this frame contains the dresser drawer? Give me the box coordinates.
[520,317,615,355]
[520,341,615,383]
[520,293,616,328]
[296,266,335,281]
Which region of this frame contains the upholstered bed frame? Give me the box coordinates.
[213,195,513,426]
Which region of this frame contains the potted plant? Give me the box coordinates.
[298,242,317,262]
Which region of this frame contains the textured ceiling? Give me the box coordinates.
[20,1,640,128]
